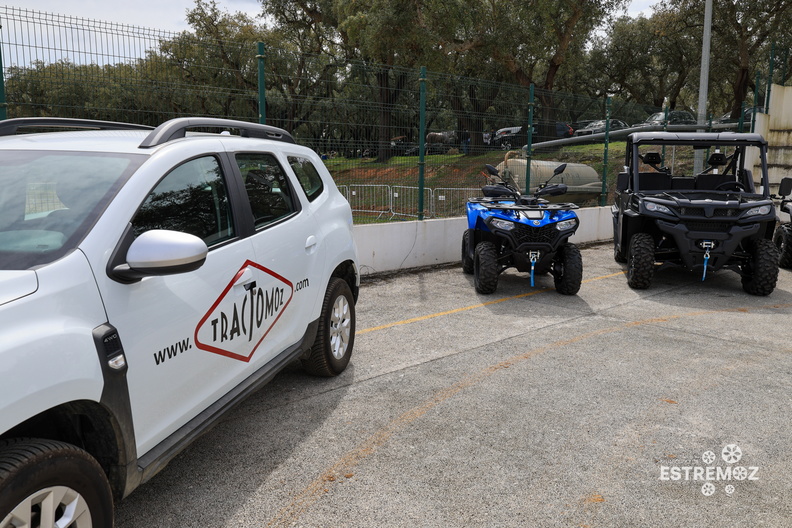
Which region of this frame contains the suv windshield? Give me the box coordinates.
[0,150,144,270]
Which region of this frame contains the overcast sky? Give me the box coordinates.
[16,0,658,33]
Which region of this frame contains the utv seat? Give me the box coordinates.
[637,172,672,191]
[695,173,733,190]
[671,177,695,189]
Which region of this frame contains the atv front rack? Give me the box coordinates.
[468,197,579,211]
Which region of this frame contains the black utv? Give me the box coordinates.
[774,177,792,269]
[612,131,779,295]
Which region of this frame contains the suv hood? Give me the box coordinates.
[0,271,38,306]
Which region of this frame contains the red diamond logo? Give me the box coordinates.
[194,260,293,362]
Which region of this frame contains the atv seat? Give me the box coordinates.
[637,172,672,191]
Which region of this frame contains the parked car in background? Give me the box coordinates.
[714,107,761,129]
[572,119,629,137]
[492,122,574,149]
[633,110,697,127]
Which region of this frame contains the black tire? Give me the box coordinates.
[473,241,499,294]
[552,243,583,295]
[774,225,792,269]
[302,278,355,376]
[741,238,779,296]
[0,438,113,528]
[614,241,627,263]
[461,230,474,274]
[627,233,655,289]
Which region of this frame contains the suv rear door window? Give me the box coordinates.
[235,153,297,228]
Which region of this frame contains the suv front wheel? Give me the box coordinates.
[627,233,655,289]
[0,439,113,528]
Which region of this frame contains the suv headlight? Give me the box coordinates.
[744,205,772,217]
[555,219,577,231]
[490,218,515,230]
[645,202,672,215]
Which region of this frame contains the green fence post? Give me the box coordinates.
[418,66,427,221]
[738,101,746,133]
[600,96,611,207]
[0,32,6,121]
[524,84,534,194]
[257,42,266,124]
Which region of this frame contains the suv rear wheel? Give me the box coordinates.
[741,239,779,296]
[627,233,655,289]
[302,278,355,376]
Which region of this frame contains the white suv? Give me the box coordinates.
[0,117,359,526]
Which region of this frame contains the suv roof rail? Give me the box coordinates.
[0,117,154,136]
[139,117,294,148]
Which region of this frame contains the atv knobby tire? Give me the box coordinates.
[774,224,792,269]
[553,243,583,295]
[627,233,655,289]
[461,229,474,274]
[473,241,499,294]
[741,238,779,296]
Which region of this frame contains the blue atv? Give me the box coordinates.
[462,163,583,295]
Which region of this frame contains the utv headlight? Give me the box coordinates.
[555,219,577,231]
[645,202,672,215]
[744,205,772,217]
[490,218,515,230]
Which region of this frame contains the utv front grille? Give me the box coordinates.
[512,224,557,244]
[685,221,732,232]
[676,207,740,217]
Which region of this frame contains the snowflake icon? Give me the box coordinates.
[702,451,716,464]
[722,444,742,464]
[701,482,716,496]
[725,485,735,495]
[732,467,748,480]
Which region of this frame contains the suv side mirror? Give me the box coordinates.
[113,230,208,281]
[779,177,792,197]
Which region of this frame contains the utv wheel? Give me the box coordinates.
[614,242,627,263]
[553,243,583,295]
[461,229,474,274]
[627,233,655,289]
[473,242,499,294]
[774,225,792,269]
[302,278,355,376]
[741,239,779,296]
[0,439,113,528]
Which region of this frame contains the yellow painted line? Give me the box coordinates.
[356,271,627,335]
[268,300,790,527]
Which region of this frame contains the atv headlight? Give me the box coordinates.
[490,218,515,230]
[644,201,672,215]
[744,205,772,217]
[555,219,577,231]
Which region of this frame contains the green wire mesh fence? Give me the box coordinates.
[1,6,661,221]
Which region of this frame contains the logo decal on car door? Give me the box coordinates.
[194,260,293,362]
